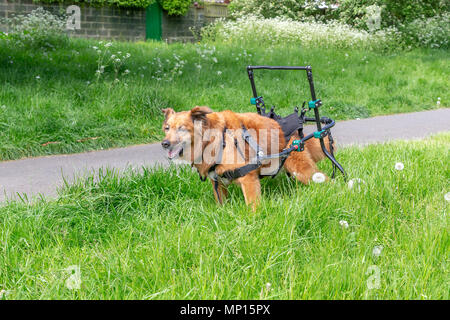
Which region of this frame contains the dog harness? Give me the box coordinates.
[196,64,347,202]
[197,109,337,203]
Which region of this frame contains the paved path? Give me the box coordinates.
[0,109,449,202]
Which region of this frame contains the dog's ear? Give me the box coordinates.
[161,108,175,120]
[190,106,212,124]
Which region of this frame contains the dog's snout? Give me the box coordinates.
[161,140,171,149]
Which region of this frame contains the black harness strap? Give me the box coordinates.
[221,126,262,181]
[208,127,228,202]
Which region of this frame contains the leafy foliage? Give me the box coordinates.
[34,0,156,9]
[0,7,68,49]
[228,0,450,48]
[158,0,193,16]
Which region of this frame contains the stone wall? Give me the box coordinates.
[0,0,227,42]
[0,0,146,41]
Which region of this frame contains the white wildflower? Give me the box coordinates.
[339,220,349,229]
[266,283,271,291]
[444,192,450,202]
[35,75,40,79]
[312,172,326,183]
[395,162,404,171]
[217,71,222,75]
[372,245,383,257]
[104,42,112,47]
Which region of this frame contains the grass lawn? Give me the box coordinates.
[0,133,448,299]
[0,38,448,160]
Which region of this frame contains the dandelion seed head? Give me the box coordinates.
[444,192,450,202]
[339,220,349,229]
[372,245,383,257]
[395,162,404,171]
[312,172,326,183]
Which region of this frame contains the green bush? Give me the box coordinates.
[337,0,448,28]
[34,0,155,8]
[0,7,68,49]
[230,0,449,26]
[158,0,193,16]
[228,0,338,21]
[400,12,449,49]
[34,0,195,14]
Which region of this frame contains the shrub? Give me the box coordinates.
[201,15,398,51]
[158,0,193,16]
[400,13,449,49]
[229,0,449,28]
[0,7,68,49]
[228,0,338,21]
[34,0,156,9]
[34,0,195,14]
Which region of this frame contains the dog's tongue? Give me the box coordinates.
[168,145,182,159]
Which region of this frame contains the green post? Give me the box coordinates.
[146,1,162,40]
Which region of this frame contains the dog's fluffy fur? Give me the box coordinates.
[162,106,333,209]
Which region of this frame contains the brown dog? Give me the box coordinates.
[161,106,333,209]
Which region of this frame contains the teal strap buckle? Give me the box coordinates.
[308,99,321,109]
[250,96,262,105]
[314,130,325,138]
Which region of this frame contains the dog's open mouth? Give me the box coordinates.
[167,143,184,160]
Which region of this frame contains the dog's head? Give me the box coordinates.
[161,106,213,161]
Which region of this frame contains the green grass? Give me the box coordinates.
[0,133,448,299]
[0,38,448,160]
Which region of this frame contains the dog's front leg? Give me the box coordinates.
[210,179,228,205]
[237,172,261,211]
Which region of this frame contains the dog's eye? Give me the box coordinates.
[177,126,187,132]
[164,126,169,131]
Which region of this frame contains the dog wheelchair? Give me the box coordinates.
[212,65,346,184]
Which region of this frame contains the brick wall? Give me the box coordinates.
[0,0,227,42]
